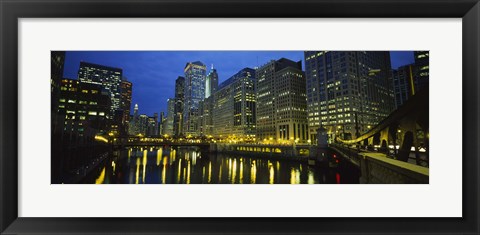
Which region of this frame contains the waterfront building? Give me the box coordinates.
[202,96,215,136]
[158,112,165,135]
[183,61,206,136]
[213,68,256,139]
[146,116,157,136]
[205,64,219,98]
[173,76,185,136]
[51,51,66,135]
[304,51,395,141]
[120,79,132,135]
[163,99,175,136]
[414,51,429,91]
[77,62,123,120]
[137,114,148,136]
[128,104,139,135]
[255,59,307,143]
[57,78,111,143]
[392,64,418,108]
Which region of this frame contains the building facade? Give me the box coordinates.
[304,51,395,141]
[58,78,111,143]
[120,79,132,135]
[392,64,417,108]
[256,59,307,143]
[213,68,257,139]
[77,62,123,120]
[414,51,429,91]
[163,98,175,135]
[183,61,206,136]
[205,64,219,98]
[173,76,185,136]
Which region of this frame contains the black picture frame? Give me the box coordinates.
[1,0,479,234]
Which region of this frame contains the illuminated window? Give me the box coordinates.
[59,99,65,103]
[88,111,97,116]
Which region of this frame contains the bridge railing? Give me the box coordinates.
[331,142,428,167]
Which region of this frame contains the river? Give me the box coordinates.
[81,146,360,184]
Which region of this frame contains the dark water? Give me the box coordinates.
[82,147,359,184]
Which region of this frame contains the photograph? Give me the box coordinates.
[51,50,429,184]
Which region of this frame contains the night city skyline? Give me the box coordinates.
[63,51,414,116]
[52,50,428,184]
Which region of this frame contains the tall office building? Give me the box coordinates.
[158,112,165,135]
[51,51,66,135]
[304,51,395,141]
[392,51,429,108]
[202,96,215,136]
[205,64,219,98]
[120,79,133,132]
[256,59,307,143]
[58,78,111,141]
[414,51,429,91]
[137,114,148,136]
[77,62,123,120]
[174,76,185,136]
[146,116,157,136]
[163,99,175,135]
[392,64,417,108]
[213,68,256,138]
[183,61,206,136]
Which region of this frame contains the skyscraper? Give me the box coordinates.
[58,78,111,141]
[128,104,140,135]
[77,62,123,120]
[51,51,66,135]
[392,64,417,108]
[255,59,307,142]
[174,76,185,136]
[120,79,132,134]
[213,68,256,138]
[205,64,219,98]
[414,51,429,91]
[304,51,395,141]
[183,61,206,136]
[164,99,175,135]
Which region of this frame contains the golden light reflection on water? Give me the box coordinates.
[170,149,176,164]
[290,168,300,184]
[135,157,140,184]
[162,156,167,184]
[186,160,191,184]
[208,162,212,183]
[308,169,315,184]
[92,147,333,184]
[142,150,147,183]
[239,159,244,184]
[156,149,163,166]
[177,158,182,183]
[269,165,274,184]
[95,167,106,184]
[250,160,256,184]
[231,158,237,183]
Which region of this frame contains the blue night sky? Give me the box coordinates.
[63,51,414,116]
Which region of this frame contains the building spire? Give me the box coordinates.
[211,64,214,70]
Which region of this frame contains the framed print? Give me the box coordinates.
[1,0,479,234]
